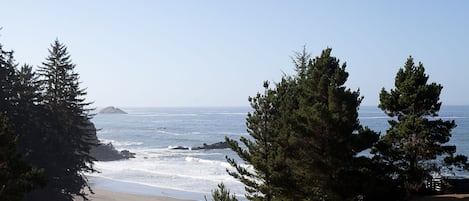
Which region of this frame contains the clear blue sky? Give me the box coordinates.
[1,0,468,107]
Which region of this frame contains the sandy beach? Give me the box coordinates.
[75,189,195,201]
[413,194,469,201]
[76,190,469,201]
[77,188,469,201]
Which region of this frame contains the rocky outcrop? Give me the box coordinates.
[169,141,229,150]
[85,121,135,161]
[169,146,191,150]
[98,106,127,114]
[192,141,229,150]
[89,143,135,161]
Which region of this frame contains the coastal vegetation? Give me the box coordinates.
[225,49,468,201]
[1,37,467,201]
[0,115,45,200]
[374,56,469,197]
[226,48,380,201]
[205,183,238,201]
[0,39,95,200]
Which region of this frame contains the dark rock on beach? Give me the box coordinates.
[98,106,127,114]
[89,143,136,161]
[192,141,229,150]
[170,146,191,150]
[169,141,229,150]
[85,120,135,161]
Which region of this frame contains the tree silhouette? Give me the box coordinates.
[0,42,45,201]
[24,39,97,201]
[0,115,45,201]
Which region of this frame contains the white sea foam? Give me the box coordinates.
[184,156,233,169]
[219,131,248,136]
[89,149,246,199]
[156,130,182,136]
[99,138,144,147]
[90,106,469,200]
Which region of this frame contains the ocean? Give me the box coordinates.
[88,106,469,200]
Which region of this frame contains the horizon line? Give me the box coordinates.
[91,104,469,109]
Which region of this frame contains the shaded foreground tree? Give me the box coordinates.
[23,39,97,201]
[0,43,18,116]
[0,39,44,159]
[226,48,380,201]
[374,56,468,198]
[0,115,45,201]
[0,42,46,200]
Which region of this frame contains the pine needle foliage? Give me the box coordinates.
[0,42,46,201]
[374,56,469,197]
[0,114,45,201]
[23,39,97,201]
[226,48,379,201]
[205,183,239,201]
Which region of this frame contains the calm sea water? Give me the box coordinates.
[88,106,469,200]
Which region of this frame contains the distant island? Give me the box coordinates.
[99,106,127,114]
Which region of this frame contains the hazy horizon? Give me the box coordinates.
[2,1,469,107]
[94,105,469,109]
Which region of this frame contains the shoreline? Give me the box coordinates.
[75,189,194,201]
[85,176,204,201]
[84,175,247,201]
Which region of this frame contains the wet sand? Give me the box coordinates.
[74,189,195,201]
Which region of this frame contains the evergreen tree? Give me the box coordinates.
[11,64,44,155]
[16,64,42,108]
[0,44,18,116]
[226,78,296,201]
[0,114,45,201]
[287,48,378,200]
[25,39,96,201]
[0,48,38,159]
[0,43,46,200]
[205,183,239,201]
[374,56,468,197]
[227,48,379,201]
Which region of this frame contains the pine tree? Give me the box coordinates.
[0,44,18,116]
[287,48,379,200]
[226,48,379,201]
[16,64,42,107]
[0,112,45,201]
[0,42,46,200]
[205,183,239,201]
[0,49,39,159]
[226,78,297,201]
[375,56,468,197]
[25,39,96,201]
[11,64,43,154]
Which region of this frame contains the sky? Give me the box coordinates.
[1,0,468,107]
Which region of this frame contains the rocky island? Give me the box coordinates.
[98,106,127,114]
